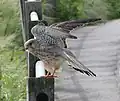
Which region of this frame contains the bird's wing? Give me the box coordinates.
[49,18,102,33]
[31,23,77,40]
[31,18,101,42]
[47,46,96,76]
[45,26,77,39]
[31,24,46,39]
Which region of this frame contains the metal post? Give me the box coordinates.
[19,0,54,101]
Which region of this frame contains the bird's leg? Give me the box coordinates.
[46,68,58,78]
[49,68,58,78]
[40,72,50,78]
[45,72,50,77]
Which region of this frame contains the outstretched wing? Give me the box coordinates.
[31,18,101,39]
[31,22,77,40]
[31,23,46,39]
[45,26,77,39]
[49,18,102,33]
[31,18,101,48]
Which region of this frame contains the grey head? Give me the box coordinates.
[24,39,38,53]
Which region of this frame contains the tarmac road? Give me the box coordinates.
[55,19,120,101]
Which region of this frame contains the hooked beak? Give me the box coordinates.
[24,47,29,52]
[25,49,29,52]
[25,47,28,50]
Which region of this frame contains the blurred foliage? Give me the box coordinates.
[0,0,26,101]
[0,0,23,47]
[0,47,26,101]
[42,0,57,24]
[1,0,120,101]
[42,0,86,23]
[84,0,109,19]
[104,0,120,19]
[56,0,86,21]
[43,0,120,22]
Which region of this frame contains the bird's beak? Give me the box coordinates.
[25,47,28,50]
[24,47,28,52]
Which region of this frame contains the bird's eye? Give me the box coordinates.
[29,42,32,46]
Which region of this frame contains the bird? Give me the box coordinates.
[24,38,96,77]
[24,18,100,77]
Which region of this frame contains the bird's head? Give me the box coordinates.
[24,39,37,53]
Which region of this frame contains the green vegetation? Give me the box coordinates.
[0,44,26,101]
[0,0,26,101]
[84,0,109,19]
[104,0,120,19]
[1,0,120,101]
[56,0,85,21]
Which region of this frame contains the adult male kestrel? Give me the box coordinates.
[24,18,100,77]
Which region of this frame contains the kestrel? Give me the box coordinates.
[24,18,100,77]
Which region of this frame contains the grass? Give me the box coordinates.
[0,0,27,100]
[0,36,27,101]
